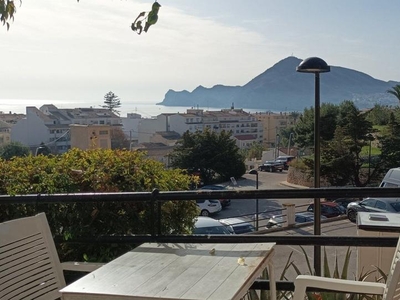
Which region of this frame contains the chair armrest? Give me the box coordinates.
[61,262,105,272]
[292,275,385,300]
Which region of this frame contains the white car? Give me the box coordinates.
[196,199,222,216]
[219,218,255,234]
[193,216,232,235]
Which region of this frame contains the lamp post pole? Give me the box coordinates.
[287,132,294,155]
[276,134,280,159]
[255,172,259,230]
[249,169,259,230]
[297,57,330,276]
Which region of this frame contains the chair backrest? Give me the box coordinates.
[383,236,400,300]
[0,213,66,300]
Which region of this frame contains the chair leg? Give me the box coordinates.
[292,281,308,300]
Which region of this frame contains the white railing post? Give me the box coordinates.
[283,203,296,226]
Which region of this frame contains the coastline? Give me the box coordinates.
[1,99,283,118]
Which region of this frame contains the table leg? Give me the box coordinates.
[268,261,276,300]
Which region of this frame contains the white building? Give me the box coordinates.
[137,114,174,144]
[137,108,263,149]
[11,105,121,153]
[121,113,142,147]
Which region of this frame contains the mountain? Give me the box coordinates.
[157,56,400,111]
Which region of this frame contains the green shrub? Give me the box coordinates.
[0,148,199,262]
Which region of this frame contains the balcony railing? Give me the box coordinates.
[2,186,400,293]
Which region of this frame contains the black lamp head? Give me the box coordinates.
[296,57,330,73]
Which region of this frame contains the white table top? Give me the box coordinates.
[60,242,275,300]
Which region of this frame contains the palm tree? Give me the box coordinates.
[387,84,400,103]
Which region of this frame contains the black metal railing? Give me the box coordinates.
[3,186,400,293]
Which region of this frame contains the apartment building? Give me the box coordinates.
[70,124,111,150]
[121,113,142,147]
[11,105,121,153]
[253,111,298,148]
[0,120,11,147]
[137,108,263,149]
[0,112,25,125]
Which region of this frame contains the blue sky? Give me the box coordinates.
[1,0,400,113]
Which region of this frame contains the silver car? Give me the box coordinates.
[346,197,400,222]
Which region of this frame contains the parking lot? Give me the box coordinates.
[215,170,312,220]
[210,171,360,281]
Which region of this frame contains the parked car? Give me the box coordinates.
[219,218,256,234]
[295,212,328,223]
[276,155,295,170]
[258,160,284,172]
[346,197,400,222]
[331,198,359,209]
[199,184,231,207]
[193,216,233,235]
[306,202,345,218]
[379,167,400,187]
[196,199,222,216]
[266,212,328,228]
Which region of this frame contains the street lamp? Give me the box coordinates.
[249,169,259,230]
[276,134,280,159]
[287,132,294,155]
[297,57,330,276]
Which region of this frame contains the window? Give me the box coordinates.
[99,130,108,135]
[391,202,400,212]
[362,199,377,208]
[375,201,386,210]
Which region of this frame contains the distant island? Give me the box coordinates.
[157,56,400,111]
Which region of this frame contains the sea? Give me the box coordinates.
[0,99,276,118]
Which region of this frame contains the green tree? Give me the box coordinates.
[102,91,121,115]
[0,141,30,160]
[321,101,374,186]
[379,113,400,171]
[387,84,400,103]
[294,103,339,148]
[110,127,130,149]
[279,127,296,149]
[170,129,246,184]
[0,148,198,261]
[0,0,17,30]
[243,141,264,160]
[365,104,392,126]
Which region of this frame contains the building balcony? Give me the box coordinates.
[2,185,399,297]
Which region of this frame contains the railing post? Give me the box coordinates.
[151,188,159,238]
[283,203,296,226]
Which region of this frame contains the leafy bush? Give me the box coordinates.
[0,148,198,262]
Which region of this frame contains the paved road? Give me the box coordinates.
[215,170,312,221]
[210,171,361,282]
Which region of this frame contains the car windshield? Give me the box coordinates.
[390,202,400,212]
[209,200,220,204]
[232,225,255,234]
[193,226,232,235]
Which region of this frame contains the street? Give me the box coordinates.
[211,170,360,281]
[214,170,312,220]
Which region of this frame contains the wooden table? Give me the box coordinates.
[60,242,276,300]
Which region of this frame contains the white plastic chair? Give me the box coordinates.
[293,237,400,300]
[0,213,103,300]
